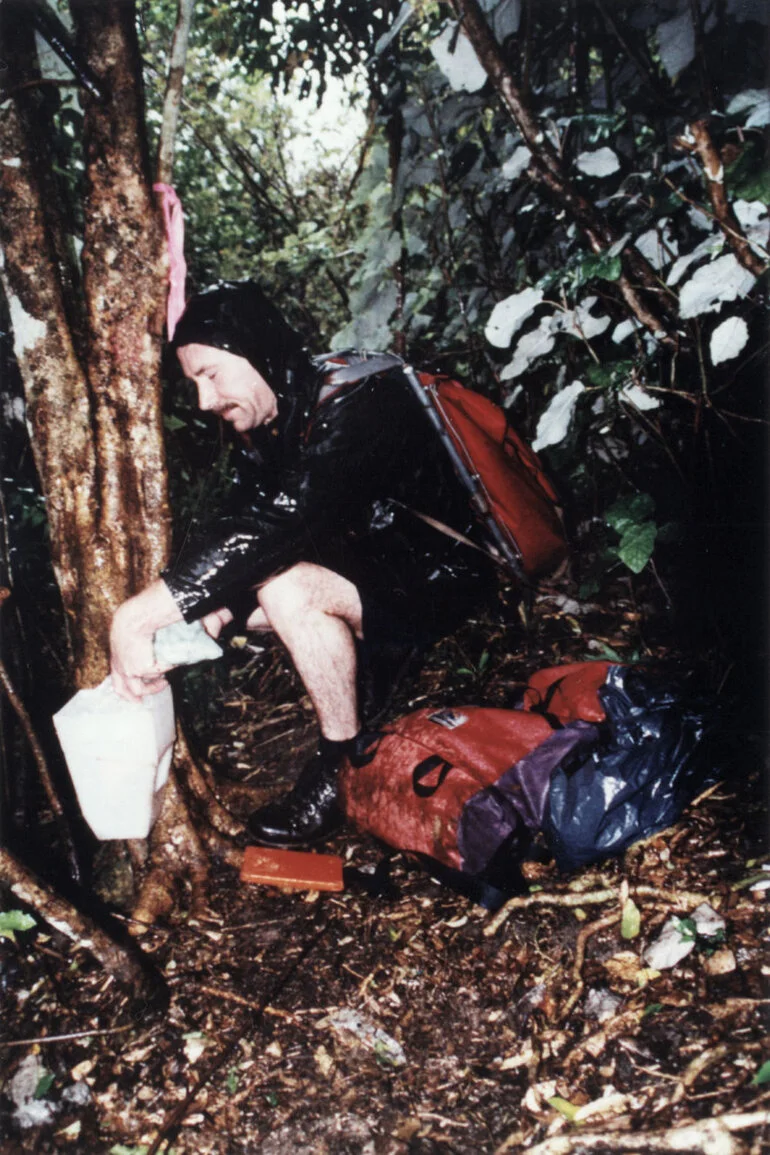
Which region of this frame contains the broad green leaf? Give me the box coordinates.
[163,415,187,432]
[621,897,641,939]
[578,252,622,285]
[605,493,655,535]
[588,641,624,662]
[642,1003,663,1018]
[674,917,697,942]
[679,254,756,319]
[0,910,36,942]
[617,521,657,574]
[548,1096,580,1121]
[532,382,585,452]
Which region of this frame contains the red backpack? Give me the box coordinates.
[315,352,567,582]
[339,662,612,885]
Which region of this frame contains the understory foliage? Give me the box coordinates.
[176,0,767,635]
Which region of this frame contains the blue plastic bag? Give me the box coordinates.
[544,665,720,871]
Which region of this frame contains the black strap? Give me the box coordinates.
[412,854,514,912]
[527,675,566,730]
[343,855,400,900]
[412,755,454,797]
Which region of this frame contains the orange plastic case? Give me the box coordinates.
[241,846,345,892]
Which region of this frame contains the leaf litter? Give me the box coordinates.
[0,575,768,1153]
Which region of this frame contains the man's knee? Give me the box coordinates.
[257,562,363,635]
[257,562,317,622]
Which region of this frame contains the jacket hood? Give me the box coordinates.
[171,282,316,417]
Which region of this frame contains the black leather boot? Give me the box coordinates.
[246,736,356,848]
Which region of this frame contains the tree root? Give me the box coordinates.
[495,1110,770,1155]
[130,773,213,934]
[174,727,245,839]
[0,846,159,998]
[557,911,621,1023]
[129,727,250,932]
[485,884,720,937]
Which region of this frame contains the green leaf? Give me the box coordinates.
[642,1003,663,1018]
[576,251,623,287]
[621,897,641,939]
[548,1095,580,1121]
[617,521,657,574]
[675,917,697,943]
[605,493,655,535]
[163,415,187,432]
[751,1060,770,1087]
[0,910,36,942]
[226,1068,239,1094]
[34,1072,55,1099]
[588,641,624,662]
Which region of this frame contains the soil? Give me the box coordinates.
[1,578,768,1154]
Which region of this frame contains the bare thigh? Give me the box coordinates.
[246,562,364,638]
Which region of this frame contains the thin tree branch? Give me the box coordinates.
[0,588,80,876]
[155,0,195,185]
[681,119,767,276]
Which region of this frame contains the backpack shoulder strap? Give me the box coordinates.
[313,350,406,406]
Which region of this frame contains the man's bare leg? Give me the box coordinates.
[252,562,363,741]
[245,563,365,847]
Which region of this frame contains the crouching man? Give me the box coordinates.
[109,281,498,847]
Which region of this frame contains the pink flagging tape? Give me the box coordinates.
[153,183,187,339]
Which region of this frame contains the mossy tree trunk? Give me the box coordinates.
[0,1,169,685]
[0,2,237,936]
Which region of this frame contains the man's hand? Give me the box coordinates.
[109,580,183,701]
[201,606,234,640]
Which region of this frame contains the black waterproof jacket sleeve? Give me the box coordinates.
[161,368,485,622]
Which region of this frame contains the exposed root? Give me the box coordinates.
[669,1043,731,1106]
[131,773,211,934]
[485,884,720,937]
[557,911,620,1022]
[174,727,245,839]
[562,1007,644,1073]
[496,1110,769,1155]
[0,846,158,997]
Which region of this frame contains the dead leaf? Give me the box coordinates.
[703,948,737,976]
[314,1044,334,1077]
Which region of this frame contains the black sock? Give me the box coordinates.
[318,733,360,761]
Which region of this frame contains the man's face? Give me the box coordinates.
[177,343,279,433]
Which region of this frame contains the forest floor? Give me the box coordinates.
[1,576,769,1154]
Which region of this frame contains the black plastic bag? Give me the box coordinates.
[544,665,720,872]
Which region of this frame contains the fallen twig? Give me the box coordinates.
[495,1110,770,1155]
[0,1024,135,1049]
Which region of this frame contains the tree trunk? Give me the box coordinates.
[0,2,234,944]
[0,2,170,687]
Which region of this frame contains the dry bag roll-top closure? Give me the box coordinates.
[314,351,567,584]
